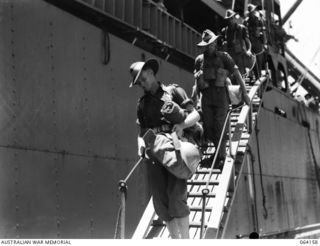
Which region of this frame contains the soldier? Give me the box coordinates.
[130,58,200,238]
[245,4,265,79]
[222,9,254,76]
[194,29,250,168]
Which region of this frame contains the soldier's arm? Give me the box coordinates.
[243,26,252,53]
[137,135,146,157]
[136,104,146,157]
[234,68,250,105]
[194,55,203,78]
[224,52,250,105]
[171,86,200,136]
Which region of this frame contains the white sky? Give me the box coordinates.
[281,0,320,78]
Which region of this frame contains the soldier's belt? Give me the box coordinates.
[149,124,172,134]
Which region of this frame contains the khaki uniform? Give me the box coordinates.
[137,83,193,222]
[194,51,236,160]
[222,23,251,74]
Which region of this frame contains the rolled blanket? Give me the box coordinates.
[160,101,187,124]
[143,130,201,179]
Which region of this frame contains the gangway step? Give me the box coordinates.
[187,180,219,185]
[151,219,165,227]
[187,191,216,198]
[190,206,213,211]
[196,169,221,174]
[190,221,208,228]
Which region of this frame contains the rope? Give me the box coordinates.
[247,146,259,231]
[113,204,123,239]
[254,116,268,219]
[305,123,320,192]
[114,182,128,239]
[102,29,110,65]
[113,157,144,238]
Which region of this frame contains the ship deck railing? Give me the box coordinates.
[72,0,201,59]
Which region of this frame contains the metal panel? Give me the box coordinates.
[223,163,254,238]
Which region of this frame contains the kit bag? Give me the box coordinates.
[143,130,201,180]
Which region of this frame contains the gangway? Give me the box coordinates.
[131,75,269,239]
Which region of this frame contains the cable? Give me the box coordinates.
[103,29,110,65]
[304,122,320,192]
[254,116,268,219]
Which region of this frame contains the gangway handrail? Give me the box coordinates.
[230,76,267,157]
[220,75,270,239]
[114,157,144,239]
[199,105,239,238]
[202,75,268,239]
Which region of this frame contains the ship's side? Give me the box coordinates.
[224,88,320,238]
[0,0,319,239]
